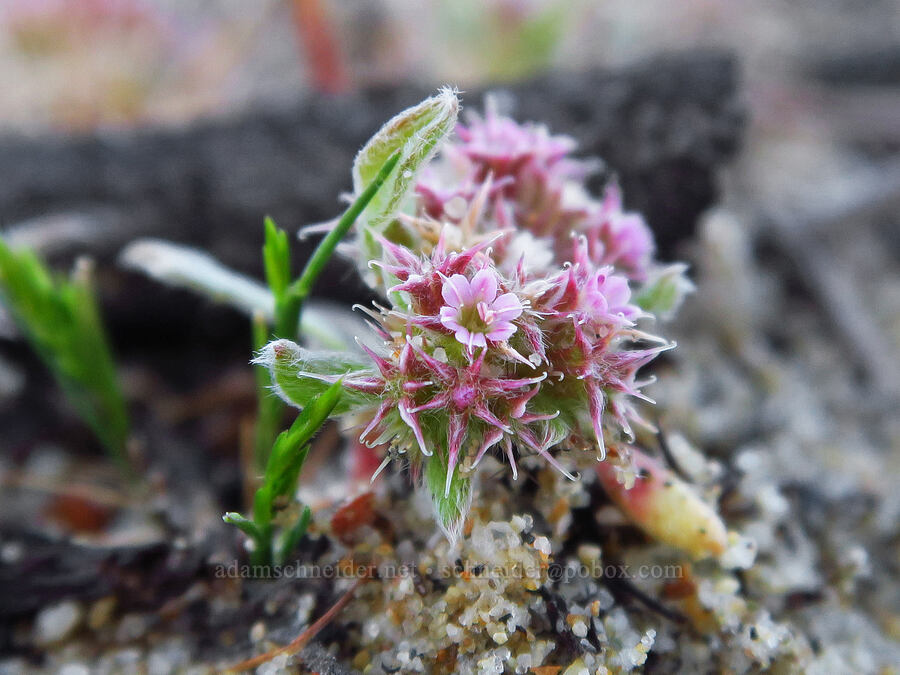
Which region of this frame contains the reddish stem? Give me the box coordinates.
[290,0,350,93]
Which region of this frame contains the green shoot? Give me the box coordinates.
[252,218,296,469]
[252,310,285,469]
[0,240,131,474]
[263,216,303,341]
[252,151,400,469]
[225,380,342,566]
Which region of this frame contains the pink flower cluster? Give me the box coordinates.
[415,101,655,281]
[268,101,688,535]
[337,203,669,516]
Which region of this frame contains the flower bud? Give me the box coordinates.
[596,449,727,559]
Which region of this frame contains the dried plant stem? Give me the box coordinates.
[224,575,370,673]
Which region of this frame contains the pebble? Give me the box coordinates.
[295,593,315,625]
[115,613,149,642]
[0,658,28,675]
[577,544,602,567]
[87,597,117,630]
[532,536,552,556]
[0,541,24,565]
[34,601,83,647]
[24,445,69,481]
[256,652,289,675]
[249,621,266,643]
[571,619,588,638]
[97,648,144,675]
[147,638,190,675]
[58,665,90,675]
[562,661,590,675]
[720,533,758,570]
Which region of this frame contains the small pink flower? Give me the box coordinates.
[439,268,523,351]
[583,182,655,280]
[455,103,591,185]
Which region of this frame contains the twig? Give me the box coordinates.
[224,575,371,673]
[604,575,687,625]
[654,423,692,483]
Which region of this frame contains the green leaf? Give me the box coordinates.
[425,452,472,543]
[277,505,312,565]
[264,218,301,340]
[283,377,344,446]
[352,88,459,235]
[223,512,262,540]
[634,264,694,320]
[0,241,131,474]
[255,379,343,523]
[263,217,304,340]
[266,442,309,502]
[254,339,377,414]
[226,382,342,566]
[263,216,291,299]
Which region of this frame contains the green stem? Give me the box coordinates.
[250,525,273,568]
[291,151,400,305]
[253,153,396,470]
[274,294,304,343]
[253,311,285,469]
[278,505,312,565]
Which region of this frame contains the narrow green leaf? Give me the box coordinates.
[285,379,344,444]
[253,381,342,526]
[254,339,376,414]
[223,512,263,540]
[263,216,290,299]
[0,241,131,474]
[292,151,400,304]
[277,505,312,565]
[263,217,306,340]
[425,452,472,543]
[230,381,342,566]
[266,443,309,502]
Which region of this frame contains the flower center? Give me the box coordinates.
[455,301,493,335]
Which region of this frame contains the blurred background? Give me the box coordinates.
[2,0,897,451]
[0,0,899,670]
